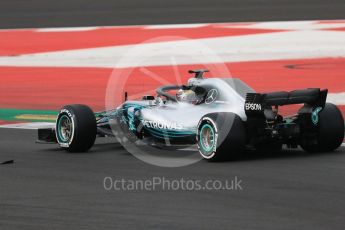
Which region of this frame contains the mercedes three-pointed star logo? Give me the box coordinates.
[205,89,218,104]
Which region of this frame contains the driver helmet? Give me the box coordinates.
[176,89,198,104]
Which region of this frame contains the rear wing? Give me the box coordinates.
[245,88,328,114]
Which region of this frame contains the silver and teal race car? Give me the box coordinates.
[38,69,344,161]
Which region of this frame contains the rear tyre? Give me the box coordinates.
[300,103,344,152]
[56,104,97,152]
[196,113,246,161]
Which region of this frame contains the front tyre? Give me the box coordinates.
[56,104,97,152]
[197,113,246,161]
[300,103,344,152]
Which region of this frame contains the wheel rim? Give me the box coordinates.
[199,124,215,155]
[57,115,72,142]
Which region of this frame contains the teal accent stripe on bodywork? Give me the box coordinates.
[146,127,195,138]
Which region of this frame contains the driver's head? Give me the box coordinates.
[176,89,198,104]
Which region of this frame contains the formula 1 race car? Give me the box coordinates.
[38,69,344,161]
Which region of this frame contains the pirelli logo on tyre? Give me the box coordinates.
[59,109,73,118]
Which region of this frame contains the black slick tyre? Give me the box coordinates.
[301,103,344,152]
[196,113,246,161]
[56,104,97,152]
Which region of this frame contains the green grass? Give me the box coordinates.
[0,108,57,122]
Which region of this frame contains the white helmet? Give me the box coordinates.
[176,89,198,104]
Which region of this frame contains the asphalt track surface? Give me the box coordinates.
[0,0,344,29]
[1,0,345,229]
[1,128,345,229]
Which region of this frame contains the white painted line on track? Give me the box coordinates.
[145,23,206,29]
[232,20,345,31]
[36,27,98,32]
[1,29,345,68]
[327,93,345,105]
[0,122,54,130]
